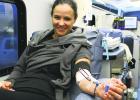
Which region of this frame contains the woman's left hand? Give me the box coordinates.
[104,78,127,100]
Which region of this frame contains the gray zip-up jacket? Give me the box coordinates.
[7,27,91,89]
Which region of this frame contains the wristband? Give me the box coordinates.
[93,82,99,96]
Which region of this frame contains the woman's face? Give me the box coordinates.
[52,4,76,37]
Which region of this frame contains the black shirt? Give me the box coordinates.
[13,63,62,100]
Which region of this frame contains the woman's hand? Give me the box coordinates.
[109,78,126,93]
[107,78,126,100]
[95,83,109,99]
[96,78,127,100]
[0,81,15,91]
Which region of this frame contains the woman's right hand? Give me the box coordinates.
[0,81,14,91]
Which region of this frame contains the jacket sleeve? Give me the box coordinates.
[5,30,45,85]
[5,47,28,85]
[72,45,92,77]
[75,46,91,61]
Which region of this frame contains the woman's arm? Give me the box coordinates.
[75,57,126,100]
[6,47,28,82]
[0,47,28,91]
[75,58,103,97]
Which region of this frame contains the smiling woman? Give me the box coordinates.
[0,0,92,100]
[0,0,126,100]
[51,2,77,37]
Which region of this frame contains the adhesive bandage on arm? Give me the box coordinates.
[76,68,99,84]
[76,68,100,96]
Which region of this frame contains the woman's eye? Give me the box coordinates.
[54,16,60,20]
[64,17,71,21]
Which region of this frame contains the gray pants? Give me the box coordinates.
[75,93,100,100]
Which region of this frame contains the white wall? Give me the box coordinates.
[91,6,116,29]
[22,0,54,42]
[74,0,93,28]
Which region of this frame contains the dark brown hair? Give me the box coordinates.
[51,0,78,19]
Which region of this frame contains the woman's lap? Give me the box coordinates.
[0,89,49,100]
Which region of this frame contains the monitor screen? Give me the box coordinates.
[0,2,18,69]
[124,16,138,30]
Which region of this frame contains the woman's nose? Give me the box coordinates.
[58,19,64,26]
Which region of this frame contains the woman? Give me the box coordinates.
[0,0,126,100]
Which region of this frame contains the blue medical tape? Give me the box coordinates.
[105,85,110,92]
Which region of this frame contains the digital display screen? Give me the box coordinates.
[0,2,18,68]
[124,16,137,30]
